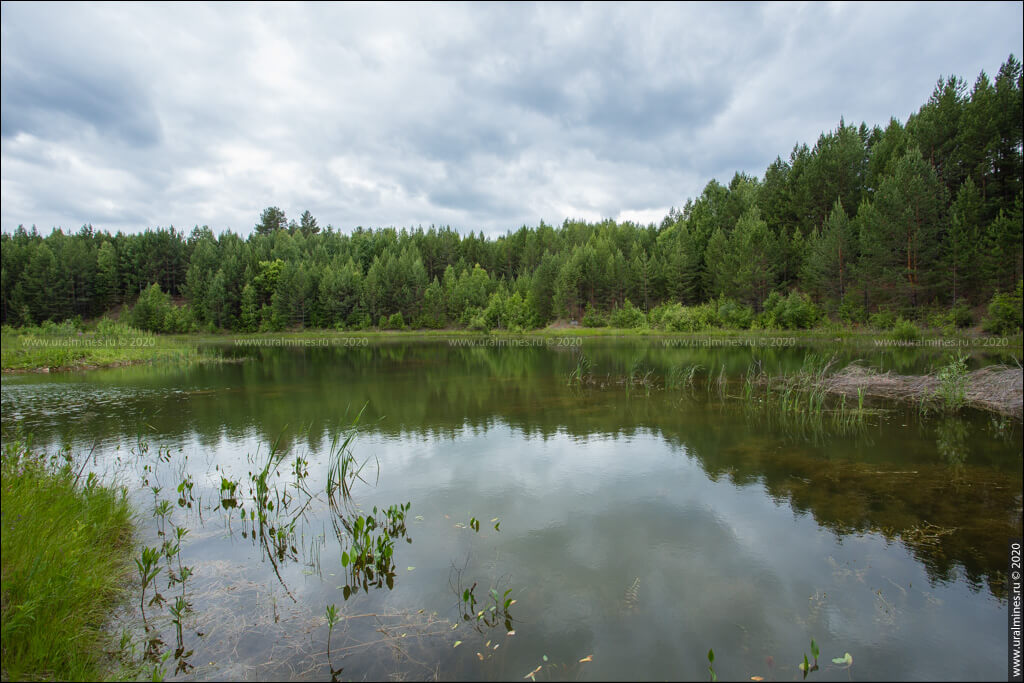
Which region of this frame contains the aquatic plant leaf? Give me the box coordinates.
[579,655,593,663]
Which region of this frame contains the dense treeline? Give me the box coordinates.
[2,58,1022,333]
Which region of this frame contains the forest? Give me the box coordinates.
[2,58,1021,335]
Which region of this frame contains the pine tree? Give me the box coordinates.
[255,207,288,235]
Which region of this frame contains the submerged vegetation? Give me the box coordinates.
[564,350,1022,420]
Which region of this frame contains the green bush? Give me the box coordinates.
[982,281,1023,334]
[347,312,372,330]
[838,292,867,325]
[581,303,608,328]
[952,300,973,328]
[501,292,535,331]
[716,297,753,329]
[868,309,897,330]
[891,317,921,341]
[378,315,389,329]
[163,304,196,333]
[130,283,174,333]
[387,312,406,330]
[414,312,445,329]
[467,311,490,332]
[483,292,505,329]
[650,302,720,332]
[935,352,969,411]
[608,299,646,329]
[760,291,819,329]
[923,302,970,334]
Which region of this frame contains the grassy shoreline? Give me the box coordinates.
[1,321,199,373]
[181,324,1023,341]
[3,323,1020,373]
[0,438,137,681]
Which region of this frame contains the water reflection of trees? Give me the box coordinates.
[3,344,1021,599]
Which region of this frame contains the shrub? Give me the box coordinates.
[928,299,973,332]
[651,302,720,332]
[760,291,819,329]
[483,292,505,329]
[838,292,867,325]
[130,283,174,333]
[387,312,406,330]
[347,312,372,330]
[951,300,973,329]
[467,311,490,332]
[608,299,646,329]
[935,352,969,411]
[890,317,921,341]
[716,297,753,329]
[581,303,608,328]
[163,305,195,333]
[502,292,535,331]
[868,309,897,330]
[982,281,1023,335]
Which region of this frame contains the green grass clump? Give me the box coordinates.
[935,352,969,411]
[1,438,136,681]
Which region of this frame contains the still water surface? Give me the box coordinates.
[2,340,1020,680]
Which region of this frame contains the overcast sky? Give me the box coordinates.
[2,2,1021,237]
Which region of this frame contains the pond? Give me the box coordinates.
[2,339,1020,681]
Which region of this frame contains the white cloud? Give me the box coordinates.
[2,2,1021,236]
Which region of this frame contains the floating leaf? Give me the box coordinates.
[507,630,516,636]
[579,655,593,663]
[407,566,416,571]
[751,677,764,682]
[542,655,548,662]
[832,652,853,666]
[454,641,462,648]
